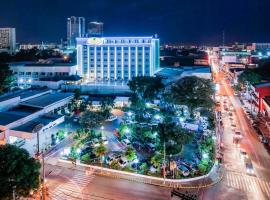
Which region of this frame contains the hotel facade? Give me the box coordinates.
[76,36,160,81]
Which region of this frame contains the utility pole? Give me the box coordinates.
[41,153,46,200]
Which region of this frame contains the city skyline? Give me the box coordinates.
[0,0,270,45]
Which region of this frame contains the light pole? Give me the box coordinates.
[134,159,139,173]
[101,126,104,136]
[154,132,158,144]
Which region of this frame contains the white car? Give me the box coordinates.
[101,136,108,145]
[122,139,131,146]
[106,115,117,122]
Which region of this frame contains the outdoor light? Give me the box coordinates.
[28,79,32,83]
[125,128,130,134]
[19,78,23,83]
[258,52,262,57]
[202,152,209,159]
[154,132,158,137]
[127,111,132,117]
[155,114,161,120]
[101,126,104,130]
[179,117,184,122]
[76,148,81,154]
[146,103,151,107]
[134,158,139,163]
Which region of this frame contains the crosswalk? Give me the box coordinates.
[50,170,95,200]
[225,172,270,197]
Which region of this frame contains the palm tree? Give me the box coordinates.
[125,147,136,162]
[94,144,107,166]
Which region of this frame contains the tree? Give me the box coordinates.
[238,70,261,85]
[110,160,121,170]
[94,144,107,164]
[150,154,163,168]
[74,88,81,100]
[157,121,194,155]
[170,76,215,114]
[79,110,105,132]
[0,63,15,93]
[128,76,164,103]
[124,147,136,161]
[0,145,41,199]
[100,96,115,119]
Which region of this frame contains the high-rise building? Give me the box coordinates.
[88,21,103,37]
[76,36,160,81]
[67,16,85,48]
[0,28,16,54]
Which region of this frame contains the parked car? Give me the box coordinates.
[106,115,117,122]
[106,152,122,165]
[119,157,128,168]
[122,139,131,146]
[101,136,108,145]
[178,165,190,177]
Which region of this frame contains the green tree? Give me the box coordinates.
[0,145,41,199]
[94,144,107,164]
[74,88,81,100]
[150,154,163,168]
[158,121,194,155]
[128,76,164,103]
[170,76,215,115]
[79,110,105,132]
[238,70,262,85]
[0,63,15,93]
[100,96,115,119]
[110,160,121,170]
[124,147,136,161]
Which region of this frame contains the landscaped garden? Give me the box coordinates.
[61,75,217,179]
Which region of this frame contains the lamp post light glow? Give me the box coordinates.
[134,158,139,173]
[202,152,209,159]
[127,111,132,117]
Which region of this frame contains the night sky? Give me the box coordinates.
[0,0,270,45]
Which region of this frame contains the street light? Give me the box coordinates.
[202,152,209,159]
[134,158,139,173]
[127,111,132,117]
[101,126,104,136]
[154,132,158,144]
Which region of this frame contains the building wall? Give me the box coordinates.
[67,16,85,48]
[10,64,77,84]
[76,37,160,81]
[0,28,16,54]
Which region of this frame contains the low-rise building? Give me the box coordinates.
[9,61,78,89]
[0,89,73,154]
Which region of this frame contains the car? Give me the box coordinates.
[244,158,254,175]
[91,138,100,147]
[178,165,190,177]
[234,131,243,139]
[240,148,248,158]
[80,146,93,156]
[122,139,131,146]
[106,115,117,122]
[101,136,108,145]
[106,152,122,165]
[119,157,128,168]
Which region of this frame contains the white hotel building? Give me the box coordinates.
[76,36,160,81]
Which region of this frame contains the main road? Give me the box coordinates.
[200,57,270,200]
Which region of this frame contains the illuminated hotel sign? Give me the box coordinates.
[87,38,104,45]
